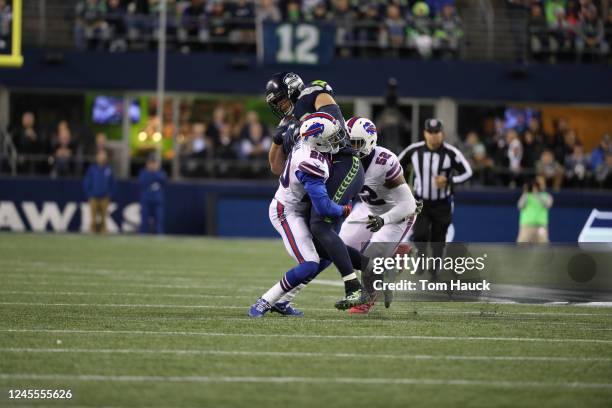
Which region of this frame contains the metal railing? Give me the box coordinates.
[0,130,17,176]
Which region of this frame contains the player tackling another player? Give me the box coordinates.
[249,71,421,317]
[249,113,354,317]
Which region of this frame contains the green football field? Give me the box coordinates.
[1,233,611,408]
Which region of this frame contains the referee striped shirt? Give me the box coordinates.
[398,141,473,201]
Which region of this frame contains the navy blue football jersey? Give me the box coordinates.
[293,80,334,121]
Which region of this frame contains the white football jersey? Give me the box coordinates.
[274,140,331,214]
[358,146,406,215]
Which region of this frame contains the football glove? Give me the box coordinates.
[415,200,424,215]
[366,215,384,232]
[342,204,352,218]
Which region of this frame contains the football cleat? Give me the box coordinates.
[271,302,304,317]
[348,302,374,315]
[348,294,377,315]
[334,288,368,310]
[248,298,272,318]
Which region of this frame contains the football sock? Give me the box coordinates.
[343,277,361,295]
[276,283,306,304]
[262,261,318,304]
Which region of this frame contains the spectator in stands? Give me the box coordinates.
[180,0,207,51]
[407,1,434,58]
[595,152,612,188]
[536,148,564,190]
[529,3,549,58]
[106,0,127,52]
[521,130,543,170]
[139,155,167,234]
[13,112,44,173]
[551,117,570,149]
[332,0,356,56]
[0,0,11,51]
[355,2,380,49]
[239,111,271,159]
[228,0,256,49]
[207,0,230,45]
[382,4,406,51]
[517,177,553,243]
[548,6,574,57]
[590,133,611,170]
[207,106,228,147]
[125,0,151,46]
[257,0,281,22]
[285,1,302,23]
[564,144,590,187]
[464,131,495,185]
[433,3,462,57]
[545,0,566,25]
[216,123,239,159]
[179,122,209,176]
[527,116,546,144]
[575,4,608,61]
[74,0,109,50]
[506,129,523,185]
[83,149,114,234]
[305,1,333,22]
[557,128,579,163]
[50,121,76,178]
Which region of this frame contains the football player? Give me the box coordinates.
[265,72,368,310]
[248,113,352,318]
[340,117,420,314]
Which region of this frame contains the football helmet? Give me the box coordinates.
[300,112,343,154]
[346,117,377,158]
[265,72,305,119]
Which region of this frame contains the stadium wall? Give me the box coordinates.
[1,49,612,103]
[0,177,610,242]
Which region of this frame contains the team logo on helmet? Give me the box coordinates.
[302,121,325,140]
[363,121,377,136]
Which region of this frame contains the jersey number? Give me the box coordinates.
[359,185,386,206]
[375,152,392,165]
[276,24,319,64]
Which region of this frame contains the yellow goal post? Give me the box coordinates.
[0,0,23,68]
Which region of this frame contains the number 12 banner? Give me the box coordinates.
[260,22,336,65]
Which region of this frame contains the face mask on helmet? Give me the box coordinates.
[348,117,377,158]
[300,114,342,154]
[265,72,304,119]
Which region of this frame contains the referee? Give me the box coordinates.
[398,119,472,279]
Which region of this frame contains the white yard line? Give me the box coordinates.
[2,328,612,344]
[0,347,609,364]
[2,301,612,319]
[0,373,610,389]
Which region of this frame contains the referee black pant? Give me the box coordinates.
[412,199,452,267]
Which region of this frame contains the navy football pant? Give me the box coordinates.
[309,151,364,280]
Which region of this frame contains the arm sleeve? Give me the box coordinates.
[450,147,473,184]
[296,170,344,218]
[381,183,417,225]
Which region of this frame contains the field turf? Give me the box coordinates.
[1,233,611,408]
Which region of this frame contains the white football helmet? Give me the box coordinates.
[300,112,343,154]
[346,117,377,158]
